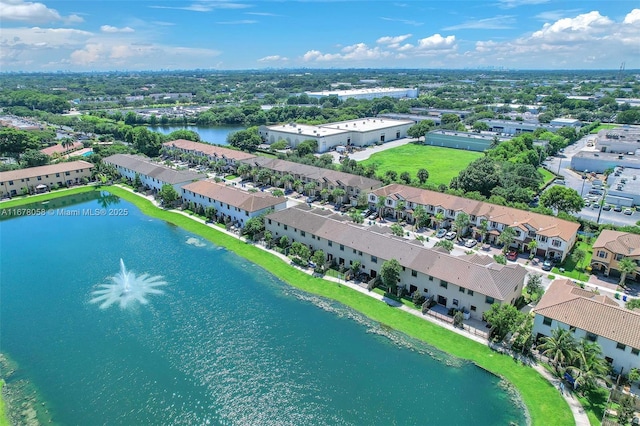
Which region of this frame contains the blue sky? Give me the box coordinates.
[1,0,639,72]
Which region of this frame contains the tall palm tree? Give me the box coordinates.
[394,200,406,220]
[433,211,445,230]
[453,212,470,240]
[538,328,577,374]
[618,257,638,287]
[567,339,608,392]
[528,240,538,258]
[376,195,387,220]
[478,219,489,243]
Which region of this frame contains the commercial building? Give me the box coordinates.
[0,160,94,197]
[590,230,640,281]
[181,180,287,229]
[162,139,256,169]
[258,117,414,153]
[605,167,640,207]
[237,157,382,205]
[595,128,640,154]
[550,118,582,128]
[570,150,640,174]
[425,130,510,152]
[265,204,528,320]
[369,184,580,261]
[305,87,418,101]
[533,279,640,375]
[104,154,205,193]
[479,119,576,136]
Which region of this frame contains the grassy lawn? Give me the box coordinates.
[590,124,618,134]
[360,144,482,187]
[538,167,556,188]
[552,239,594,282]
[3,185,574,425]
[576,387,609,426]
[0,381,8,426]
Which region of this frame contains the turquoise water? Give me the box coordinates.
[0,194,527,425]
[149,125,245,145]
[81,150,93,157]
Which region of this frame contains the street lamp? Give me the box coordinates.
[580,169,588,197]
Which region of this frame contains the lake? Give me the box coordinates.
[149,125,246,146]
[0,193,527,425]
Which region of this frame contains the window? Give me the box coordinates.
[569,326,576,333]
[617,343,626,351]
[371,255,377,264]
[440,280,448,289]
[56,173,60,177]
[412,270,417,277]
[37,176,42,181]
[358,251,362,256]
[632,348,639,356]
[65,171,70,176]
[615,254,623,261]
[538,236,548,243]
[328,241,332,247]
[586,332,598,342]
[543,316,552,326]
[597,250,608,259]
[428,276,433,281]
[485,296,495,304]
[423,288,429,293]
[353,249,356,254]
[552,240,562,248]
[470,305,476,312]
[340,244,344,251]
[459,286,465,293]
[300,231,305,237]
[453,299,459,306]
[467,289,474,296]
[284,225,288,230]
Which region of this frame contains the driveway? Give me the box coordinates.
[326,137,418,164]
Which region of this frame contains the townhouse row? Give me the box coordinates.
[0,160,94,198]
[265,204,529,321]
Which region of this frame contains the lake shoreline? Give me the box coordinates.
[1,185,572,425]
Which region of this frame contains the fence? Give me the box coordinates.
[423,309,491,340]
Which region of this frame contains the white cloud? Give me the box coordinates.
[416,34,456,50]
[443,15,516,30]
[534,9,582,22]
[257,55,288,62]
[376,34,412,45]
[149,1,250,12]
[531,11,612,43]
[302,43,390,63]
[0,0,83,24]
[497,0,550,9]
[623,8,640,25]
[100,25,135,33]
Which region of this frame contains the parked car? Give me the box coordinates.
[464,239,477,248]
[614,206,622,212]
[506,250,518,261]
[435,228,447,238]
[624,209,633,215]
[602,205,612,211]
[553,179,565,185]
[368,213,378,220]
[445,231,457,240]
[306,196,316,203]
[541,260,553,271]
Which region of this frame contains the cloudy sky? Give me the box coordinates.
[1,0,639,72]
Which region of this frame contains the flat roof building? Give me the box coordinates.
[570,150,640,174]
[425,130,510,152]
[306,87,418,101]
[258,117,414,153]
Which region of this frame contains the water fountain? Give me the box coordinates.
[90,259,167,309]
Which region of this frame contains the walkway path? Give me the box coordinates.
[327,137,416,164]
[114,184,591,426]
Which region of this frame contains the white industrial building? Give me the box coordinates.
[570,150,640,174]
[258,117,414,153]
[305,87,418,101]
[479,119,578,136]
[605,167,640,207]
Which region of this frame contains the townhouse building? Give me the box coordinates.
[591,230,640,281]
[238,157,382,205]
[161,139,256,170]
[533,279,640,375]
[265,205,528,321]
[0,160,94,197]
[369,184,580,261]
[104,154,205,193]
[181,180,287,228]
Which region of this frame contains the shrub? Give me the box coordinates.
[494,254,506,265]
[412,291,426,307]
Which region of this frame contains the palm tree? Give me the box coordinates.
[618,257,638,288]
[376,195,387,220]
[567,339,608,392]
[478,219,489,243]
[528,240,538,259]
[394,200,406,220]
[433,211,445,230]
[453,212,470,240]
[281,174,294,191]
[498,227,517,253]
[417,168,429,185]
[237,163,251,180]
[538,328,577,374]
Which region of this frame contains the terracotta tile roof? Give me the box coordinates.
[372,183,580,242]
[534,279,640,348]
[40,142,84,156]
[0,160,94,182]
[239,157,382,191]
[182,180,286,213]
[266,205,528,300]
[104,154,205,185]
[163,139,257,161]
[593,230,640,257]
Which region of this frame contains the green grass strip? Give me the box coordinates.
[0,186,97,208]
[0,381,8,426]
[4,185,574,425]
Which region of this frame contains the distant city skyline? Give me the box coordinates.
[1,0,639,72]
